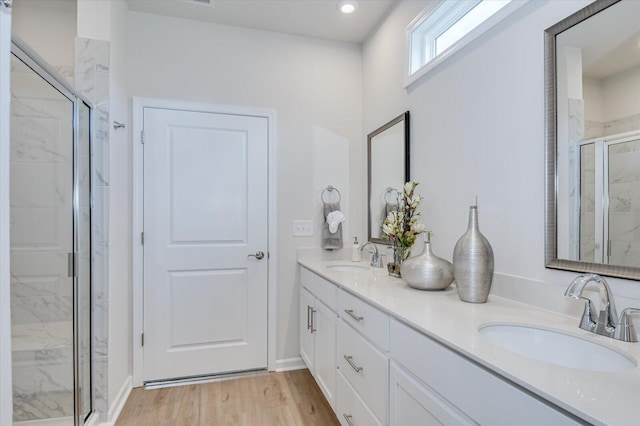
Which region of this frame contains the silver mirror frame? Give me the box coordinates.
[367,111,410,244]
[544,0,640,280]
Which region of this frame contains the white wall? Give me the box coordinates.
[602,65,640,122]
[363,0,640,302]
[12,0,76,74]
[583,76,604,123]
[584,66,640,125]
[127,11,363,363]
[107,0,131,411]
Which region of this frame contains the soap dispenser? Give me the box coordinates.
[351,237,361,262]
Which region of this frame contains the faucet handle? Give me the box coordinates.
[372,253,385,268]
[577,297,597,332]
[614,308,640,342]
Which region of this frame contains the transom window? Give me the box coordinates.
[406,0,528,87]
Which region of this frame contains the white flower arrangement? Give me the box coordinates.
[382,181,424,261]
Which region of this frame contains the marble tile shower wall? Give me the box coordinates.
[585,114,640,140]
[579,143,595,260]
[75,37,110,419]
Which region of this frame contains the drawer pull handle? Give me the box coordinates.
[344,309,364,321]
[343,355,363,373]
[343,414,355,426]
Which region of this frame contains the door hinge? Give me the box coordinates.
[141,130,145,144]
[141,232,144,245]
[141,333,144,346]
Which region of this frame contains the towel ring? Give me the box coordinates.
[384,187,399,204]
[321,185,341,203]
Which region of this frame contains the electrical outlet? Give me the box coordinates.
[292,220,314,237]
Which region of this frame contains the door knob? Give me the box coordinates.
[247,251,265,260]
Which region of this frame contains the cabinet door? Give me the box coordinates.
[300,286,315,371]
[314,299,337,409]
[390,363,473,426]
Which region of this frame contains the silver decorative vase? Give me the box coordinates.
[453,206,494,303]
[401,233,453,291]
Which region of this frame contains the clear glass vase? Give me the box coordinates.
[387,244,408,278]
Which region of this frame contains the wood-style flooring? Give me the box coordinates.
[116,369,340,426]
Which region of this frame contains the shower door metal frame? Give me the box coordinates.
[0,3,13,425]
[576,129,640,266]
[10,38,95,426]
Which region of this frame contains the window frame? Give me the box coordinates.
[405,0,529,88]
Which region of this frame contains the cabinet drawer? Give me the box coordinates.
[390,362,474,426]
[338,318,388,424]
[338,288,389,350]
[389,319,579,425]
[337,370,382,426]
[301,267,337,310]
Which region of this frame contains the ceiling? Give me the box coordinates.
[556,0,640,80]
[126,0,398,44]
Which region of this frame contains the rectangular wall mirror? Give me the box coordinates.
[545,0,640,280]
[367,111,410,244]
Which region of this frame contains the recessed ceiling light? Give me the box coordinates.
[337,0,359,14]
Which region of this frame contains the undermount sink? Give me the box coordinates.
[479,323,636,372]
[326,264,370,272]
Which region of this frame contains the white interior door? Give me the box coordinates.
[142,107,268,382]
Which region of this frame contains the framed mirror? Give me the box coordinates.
[545,0,640,279]
[367,111,410,244]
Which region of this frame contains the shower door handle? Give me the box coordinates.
[68,252,78,278]
[247,251,265,260]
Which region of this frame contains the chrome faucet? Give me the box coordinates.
[360,242,383,268]
[565,274,638,342]
[614,308,640,342]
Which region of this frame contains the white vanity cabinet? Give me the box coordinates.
[299,267,337,409]
[389,319,581,426]
[336,288,390,426]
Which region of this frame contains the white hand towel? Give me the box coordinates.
[326,210,346,234]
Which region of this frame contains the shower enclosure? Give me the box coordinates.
[10,41,93,425]
[577,131,640,267]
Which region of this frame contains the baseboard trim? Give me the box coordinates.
[14,417,74,426]
[275,357,306,372]
[100,375,132,426]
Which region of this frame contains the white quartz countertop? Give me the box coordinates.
[298,256,640,426]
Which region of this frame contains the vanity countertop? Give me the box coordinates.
[298,256,640,426]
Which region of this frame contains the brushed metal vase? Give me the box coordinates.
[401,234,453,291]
[453,206,494,303]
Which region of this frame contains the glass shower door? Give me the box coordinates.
[10,51,76,425]
[607,137,640,267]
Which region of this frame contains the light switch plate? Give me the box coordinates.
[292,220,314,237]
